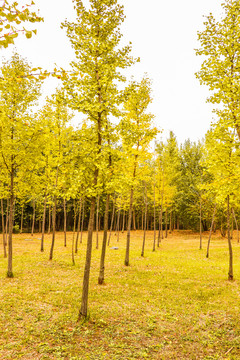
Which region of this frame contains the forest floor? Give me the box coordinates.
[0,230,240,360]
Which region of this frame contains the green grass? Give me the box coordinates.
[0,230,240,359]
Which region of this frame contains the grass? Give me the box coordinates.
[0,230,240,359]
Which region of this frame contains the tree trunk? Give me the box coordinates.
[7,170,14,278]
[96,195,99,249]
[199,196,202,250]
[141,183,147,257]
[122,210,125,233]
[72,199,76,266]
[49,197,57,261]
[5,198,9,245]
[31,199,36,237]
[63,198,67,247]
[206,203,216,258]
[98,194,110,284]
[79,196,96,318]
[165,208,168,238]
[158,203,162,246]
[169,210,172,233]
[20,204,23,234]
[75,198,82,253]
[1,198,7,258]
[232,208,239,243]
[108,197,115,246]
[153,182,156,252]
[116,208,120,242]
[125,187,133,266]
[133,208,136,231]
[41,195,47,252]
[227,195,233,281]
[48,205,51,234]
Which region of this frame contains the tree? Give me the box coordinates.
[119,77,158,266]
[62,0,136,319]
[0,53,42,277]
[196,0,240,141]
[0,0,42,48]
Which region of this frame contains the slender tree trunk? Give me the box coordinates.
[96,195,99,249]
[169,210,172,233]
[206,203,216,258]
[108,197,115,246]
[49,197,57,261]
[48,205,51,234]
[165,208,168,238]
[227,196,233,281]
[122,210,125,233]
[7,169,14,278]
[41,195,47,252]
[141,183,147,257]
[80,199,85,244]
[31,199,36,237]
[63,198,67,247]
[153,182,156,252]
[20,204,23,234]
[75,198,82,253]
[232,208,239,243]
[125,187,133,266]
[116,208,120,242]
[158,204,162,246]
[1,198,7,258]
[133,208,136,231]
[72,199,76,266]
[199,196,202,250]
[5,198,9,245]
[98,194,110,284]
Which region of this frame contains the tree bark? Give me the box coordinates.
[96,195,99,249]
[72,199,76,266]
[227,196,233,281]
[49,197,57,261]
[125,187,133,266]
[1,198,7,258]
[122,210,125,233]
[75,198,82,253]
[20,204,23,234]
[116,208,120,242]
[108,197,115,246]
[41,195,47,252]
[206,203,216,258]
[98,194,110,284]
[165,208,168,238]
[153,182,156,252]
[48,205,51,234]
[141,182,147,257]
[199,196,202,250]
[63,198,67,247]
[31,199,36,237]
[7,169,14,277]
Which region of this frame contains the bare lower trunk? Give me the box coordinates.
[116,209,120,242]
[1,198,6,258]
[153,182,156,252]
[206,204,216,258]
[227,196,233,281]
[98,194,110,284]
[7,170,14,278]
[49,197,57,261]
[165,208,168,238]
[79,196,96,319]
[199,197,202,250]
[141,183,147,257]
[122,210,125,233]
[125,187,133,266]
[76,198,82,251]
[5,199,9,246]
[96,195,99,249]
[232,208,239,243]
[41,195,47,252]
[158,203,162,246]
[48,206,51,234]
[64,198,67,247]
[20,205,23,234]
[108,197,115,246]
[31,199,36,237]
[72,199,76,266]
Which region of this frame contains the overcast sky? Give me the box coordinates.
[1,0,224,145]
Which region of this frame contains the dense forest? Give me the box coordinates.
[1,0,240,331]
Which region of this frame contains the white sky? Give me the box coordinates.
[1,0,224,144]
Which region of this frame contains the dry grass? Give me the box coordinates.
[0,230,240,359]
